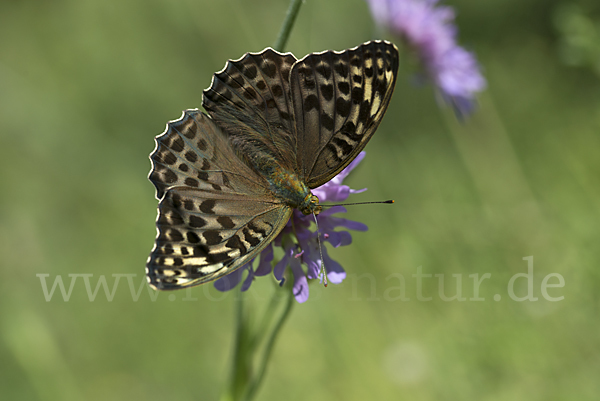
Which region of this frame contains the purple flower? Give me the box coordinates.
[213,243,274,292]
[273,239,308,302]
[365,0,486,116]
[215,152,369,303]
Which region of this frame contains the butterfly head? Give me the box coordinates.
[299,193,322,216]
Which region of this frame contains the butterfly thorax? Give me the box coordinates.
[251,157,322,216]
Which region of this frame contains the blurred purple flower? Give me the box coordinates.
[366,0,486,116]
[215,152,369,303]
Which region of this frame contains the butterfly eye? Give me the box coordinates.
[310,194,322,215]
[297,193,321,215]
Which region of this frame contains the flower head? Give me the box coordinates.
[215,152,369,303]
[366,0,486,116]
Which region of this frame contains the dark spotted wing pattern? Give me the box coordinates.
[148,188,291,289]
[202,49,298,171]
[147,110,292,289]
[201,41,398,187]
[147,41,398,290]
[290,41,399,187]
[149,109,267,199]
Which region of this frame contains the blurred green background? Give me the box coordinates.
[1,0,599,400]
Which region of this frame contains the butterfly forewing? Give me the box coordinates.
[202,49,298,171]
[149,109,269,199]
[147,110,292,289]
[290,41,399,187]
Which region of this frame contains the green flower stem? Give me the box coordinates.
[273,0,304,52]
[221,294,252,401]
[244,285,295,401]
[220,280,295,401]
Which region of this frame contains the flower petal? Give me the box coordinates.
[312,183,350,203]
[336,151,366,182]
[273,256,289,281]
[323,247,346,284]
[254,243,274,276]
[326,230,353,248]
[290,260,309,303]
[297,235,321,279]
[319,205,347,217]
[214,266,246,291]
[327,216,369,232]
[240,267,255,292]
[365,0,486,117]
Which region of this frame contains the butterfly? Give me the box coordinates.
[146,40,398,290]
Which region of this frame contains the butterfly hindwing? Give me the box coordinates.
[290,40,399,187]
[147,187,292,290]
[202,48,298,171]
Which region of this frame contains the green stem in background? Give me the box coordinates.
[272,0,304,52]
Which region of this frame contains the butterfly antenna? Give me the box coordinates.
[322,200,395,207]
[312,212,328,287]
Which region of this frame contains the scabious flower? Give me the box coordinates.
[365,0,486,116]
[214,152,369,303]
